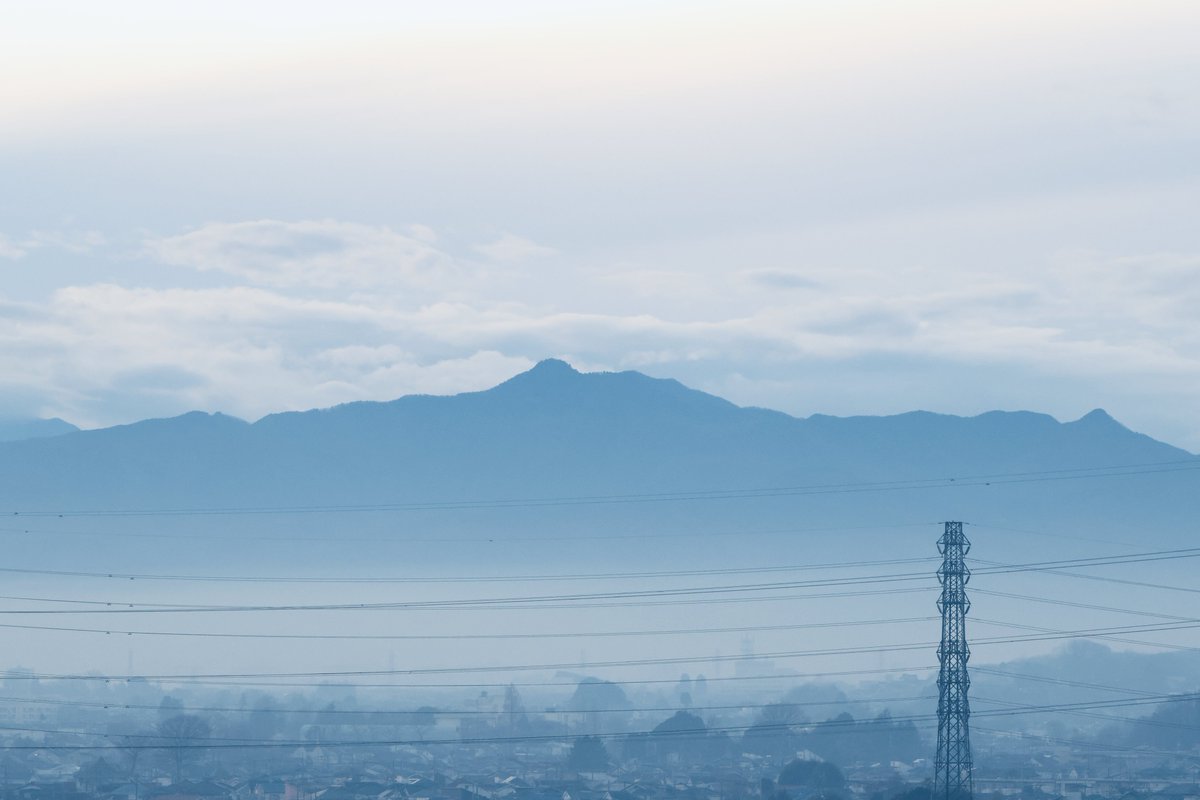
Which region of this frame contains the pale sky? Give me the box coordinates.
[2,0,1199,449]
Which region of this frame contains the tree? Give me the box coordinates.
[759,702,807,728]
[157,696,184,721]
[652,710,706,736]
[408,706,438,740]
[568,679,630,712]
[568,736,610,772]
[744,702,808,760]
[247,697,281,740]
[779,759,846,792]
[651,710,709,762]
[157,713,211,783]
[112,734,147,784]
[799,712,856,765]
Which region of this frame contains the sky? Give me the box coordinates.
[2,0,1199,449]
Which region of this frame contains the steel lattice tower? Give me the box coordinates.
[934,521,973,800]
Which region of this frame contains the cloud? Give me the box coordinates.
[146,219,456,289]
[2,229,1200,449]
[473,233,557,263]
[0,235,26,260]
[0,229,107,260]
[742,269,823,290]
[24,229,106,254]
[0,284,542,425]
[6,262,1197,415]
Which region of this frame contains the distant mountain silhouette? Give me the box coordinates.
[0,359,1193,567]
[0,417,78,443]
[970,640,1200,720]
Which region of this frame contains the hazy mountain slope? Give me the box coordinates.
[0,360,1193,567]
[0,417,78,442]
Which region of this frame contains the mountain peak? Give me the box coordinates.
[529,358,578,376]
[489,358,582,393]
[1073,408,1123,428]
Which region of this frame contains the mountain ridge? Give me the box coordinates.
[0,416,79,443]
[24,359,1186,453]
[0,359,1193,570]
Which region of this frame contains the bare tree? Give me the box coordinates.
[157,713,211,783]
[758,702,807,728]
[113,734,146,785]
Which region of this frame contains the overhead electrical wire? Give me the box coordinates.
[29,664,938,691]
[967,521,1140,548]
[0,459,1196,759]
[975,667,1164,698]
[0,693,933,718]
[972,588,1195,624]
[972,616,1200,655]
[0,586,938,614]
[0,594,1191,647]
[0,554,940,584]
[0,586,940,615]
[9,539,1199,585]
[0,520,939,545]
[4,457,1195,518]
[8,692,1200,752]
[6,619,1200,684]
[969,724,1198,760]
[972,555,1200,596]
[0,594,1196,648]
[0,546,1196,615]
[9,666,1193,722]
[0,614,938,642]
[971,693,1200,735]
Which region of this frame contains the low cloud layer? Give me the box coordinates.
[147,220,456,289]
[1,217,1198,451]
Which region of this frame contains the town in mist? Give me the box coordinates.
[2,3,1199,800]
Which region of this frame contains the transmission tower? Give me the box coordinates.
[933,521,973,800]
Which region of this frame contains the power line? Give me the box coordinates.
[0,521,938,545]
[972,693,1200,735]
[56,610,1190,650]
[973,667,1163,698]
[970,724,1197,760]
[0,693,933,718]
[8,692,1200,752]
[972,588,1195,624]
[12,537,1199,585]
[0,586,940,615]
[967,521,1139,548]
[972,616,1200,655]
[5,458,1196,518]
[0,585,938,614]
[0,615,938,641]
[973,556,1200,596]
[0,554,939,584]
[7,618,1200,683]
[49,664,938,691]
[15,669,1193,724]
[1,546,1197,614]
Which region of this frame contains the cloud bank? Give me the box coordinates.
[1,217,1197,451]
[147,220,455,289]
